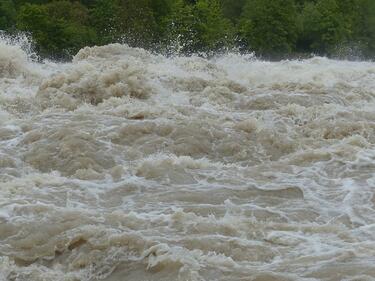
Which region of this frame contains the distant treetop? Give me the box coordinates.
[0,0,373,59]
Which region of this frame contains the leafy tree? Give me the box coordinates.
[354,0,375,56]
[151,0,173,21]
[17,4,62,56]
[90,0,160,48]
[46,1,90,25]
[17,2,96,59]
[165,0,234,54]
[194,0,234,51]
[239,0,299,57]
[0,0,16,30]
[299,0,350,54]
[115,0,159,48]
[13,0,51,7]
[220,0,246,22]
[89,0,118,44]
[4,0,375,59]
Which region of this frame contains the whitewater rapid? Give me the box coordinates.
[0,39,375,281]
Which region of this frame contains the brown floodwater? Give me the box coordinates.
[1,39,375,281]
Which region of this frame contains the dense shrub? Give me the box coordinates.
[1,0,373,59]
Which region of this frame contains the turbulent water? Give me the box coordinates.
[0,38,375,281]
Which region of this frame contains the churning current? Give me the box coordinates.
[0,39,375,281]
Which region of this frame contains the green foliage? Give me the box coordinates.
[163,0,196,53]
[151,0,173,21]
[194,0,234,51]
[299,0,351,54]
[89,0,122,44]
[114,0,159,48]
[165,0,234,54]
[17,4,60,56]
[46,1,90,25]
[220,0,246,22]
[354,0,375,56]
[17,1,96,59]
[14,0,50,6]
[0,0,17,30]
[2,0,374,59]
[239,0,299,57]
[91,0,160,48]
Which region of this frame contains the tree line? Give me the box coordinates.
[0,0,374,60]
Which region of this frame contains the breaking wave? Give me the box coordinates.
[1,38,375,281]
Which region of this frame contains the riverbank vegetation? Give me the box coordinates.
[0,0,374,59]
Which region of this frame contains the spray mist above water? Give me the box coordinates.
[0,36,375,281]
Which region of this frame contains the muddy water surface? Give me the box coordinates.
[0,41,375,281]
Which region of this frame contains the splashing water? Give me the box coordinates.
[0,37,375,281]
